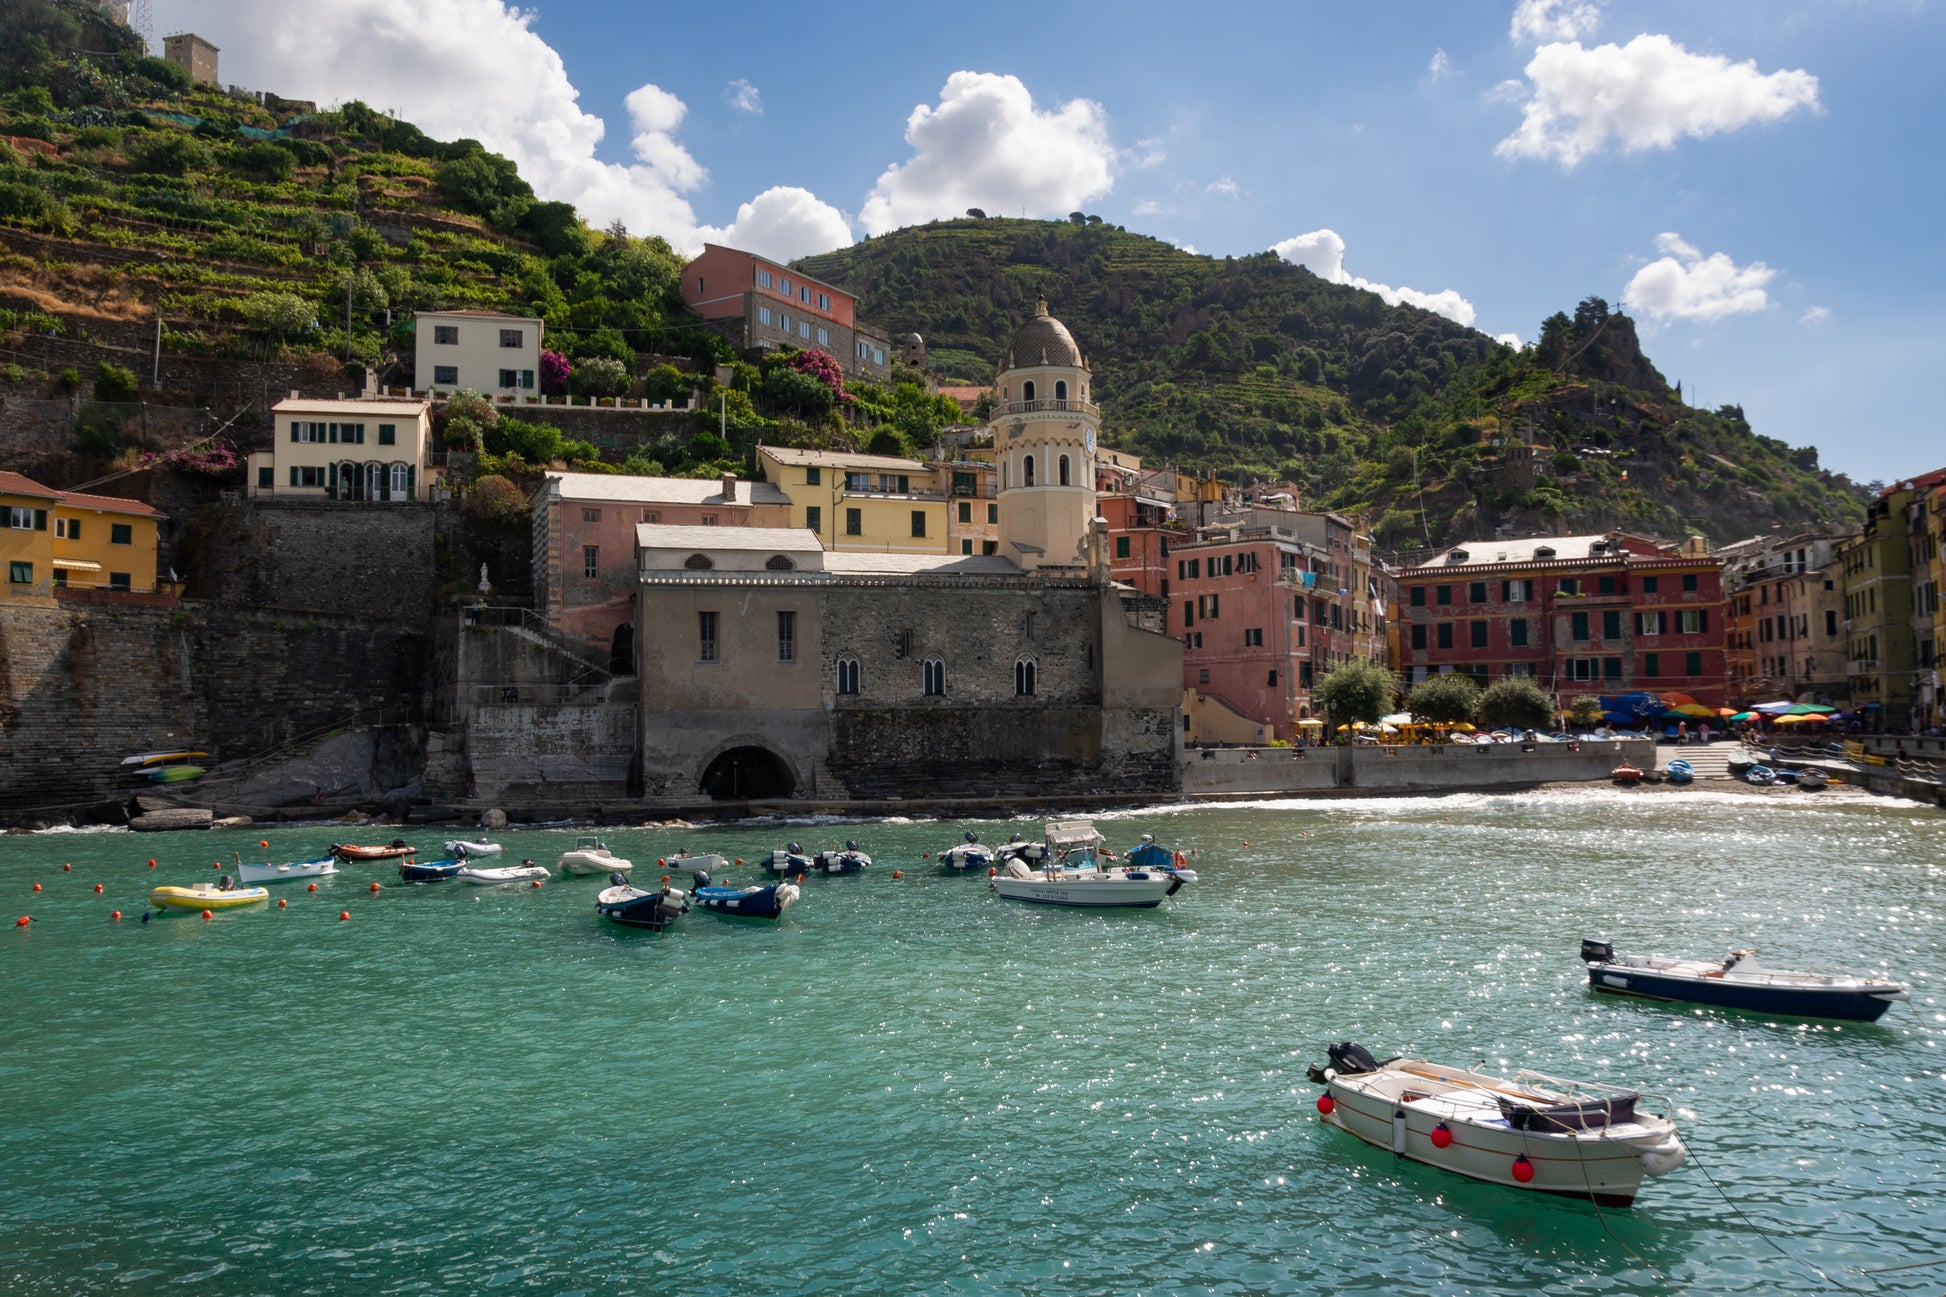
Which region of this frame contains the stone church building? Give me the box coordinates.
[633,300,1183,803]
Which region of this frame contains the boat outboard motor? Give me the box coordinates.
[1580,938,1615,964]
[608,872,628,887]
[1009,833,1024,844]
[1327,1042,1381,1075]
[845,839,859,853]
[693,869,711,889]
[966,831,979,844]
[216,873,236,892]
[391,838,408,848]
[787,841,802,855]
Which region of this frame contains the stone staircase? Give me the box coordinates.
[1659,743,1735,780]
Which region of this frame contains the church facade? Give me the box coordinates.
[632,301,1183,804]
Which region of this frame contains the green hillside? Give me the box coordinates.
[799,218,1867,547]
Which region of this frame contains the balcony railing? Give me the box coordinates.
[997,398,1100,419]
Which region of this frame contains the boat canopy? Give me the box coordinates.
[1044,821,1104,849]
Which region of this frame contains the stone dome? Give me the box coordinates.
[1003,296,1084,370]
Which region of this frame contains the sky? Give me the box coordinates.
[161,0,1944,486]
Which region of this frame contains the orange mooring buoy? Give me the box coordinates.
[307,882,318,892]
[201,909,213,920]
[338,910,351,921]
[93,883,104,894]
[277,898,287,909]
[111,910,122,921]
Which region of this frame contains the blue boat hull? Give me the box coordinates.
[1588,967,1903,1022]
[400,859,464,882]
[694,884,789,919]
[596,893,688,930]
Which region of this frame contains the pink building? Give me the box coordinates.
[681,244,892,382]
[531,471,792,655]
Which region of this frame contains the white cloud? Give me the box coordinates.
[1621,232,1777,323]
[1487,78,1528,103]
[1497,34,1821,168]
[698,187,854,263]
[163,0,851,258]
[1207,176,1241,198]
[1495,332,1525,348]
[1132,198,1163,216]
[1129,137,1167,169]
[1428,49,1453,78]
[859,72,1117,235]
[1510,0,1602,44]
[1271,228,1480,328]
[725,79,762,115]
[1798,305,1832,326]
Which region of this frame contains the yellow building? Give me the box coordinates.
[1,471,167,599]
[756,445,948,554]
[2,471,60,604]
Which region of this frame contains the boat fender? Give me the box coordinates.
[1174,852,1186,868]
[1639,1138,1687,1176]
[1511,1153,1535,1183]
[1391,1108,1408,1155]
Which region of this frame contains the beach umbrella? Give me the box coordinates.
[1296,718,1324,728]
[1785,703,1834,715]
[1753,701,1795,715]
[1450,721,1477,732]
[1729,711,1756,722]
[1378,723,1399,734]
[1380,712,1414,726]
[1672,703,1716,718]
[1659,691,1698,707]
[1715,707,1738,717]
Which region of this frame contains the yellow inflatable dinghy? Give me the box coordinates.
[150,882,269,911]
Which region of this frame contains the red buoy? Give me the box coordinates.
[307,882,318,892]
[530,879,542,888]
[1511,1153,1535,1183]
[212,862,222,870]
[277,898,287,909]
[201,909,213,920]
[111,911,122,921]
[338,910,351,921]
[14,915,29,927]
[370,881,381,893]
[1316,1094,1335,1115]
[63,863,71,872]
[31,883,42,892]
[891,870,902,879]
[94,883,104,894]
[1430,1123,1453,1149]
[734,858,743,866]
[260,840,269,849]
[148,858,156,868]
[658,859,666,867]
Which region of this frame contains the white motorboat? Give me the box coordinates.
[989,821,1195,908]
[936,831,996,871]
[235,856,338,885]
[559,836,632,876]
[1581,939,1908,1021]
[454,860,551,886]
[658,849,726,875]
[445,838,504,857]
[1308,1043,1687,1207]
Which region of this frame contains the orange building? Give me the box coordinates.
[681,244,893,383]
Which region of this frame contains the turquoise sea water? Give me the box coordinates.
[2,787,1941,1296]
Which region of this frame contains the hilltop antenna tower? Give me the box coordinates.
[129,0,156,52]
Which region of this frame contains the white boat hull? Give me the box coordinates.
[444,840,503,857]
[454,864,550,885]
[1320,1059,1685,1207]
[991,867,1185,908]
[659,852,725,875]
[560,851,631,876]
[236,857,338,885]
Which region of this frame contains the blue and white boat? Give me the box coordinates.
[400,858,466,883]
[1123,833,1192,870]
[991,821,1197,909]
[1665,758,1693,785]
[808,841,871,874]
[1745,765,1776,785]
[595,874,689,930]
[765,842,814,876]
[1582,939,1909,1022]
[937,831,997,871]
[236,855,338,885]
[691,875,800,919]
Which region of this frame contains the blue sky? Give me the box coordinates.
[172,0,1943,485]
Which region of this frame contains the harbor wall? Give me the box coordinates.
[1178,739,1656,796]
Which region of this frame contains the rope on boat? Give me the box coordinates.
[1682,1140,1870,1295]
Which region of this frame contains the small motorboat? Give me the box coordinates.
[454,859,550,886]
[1581,939,1908,1021]
[559,836,631,876]
[595,874,689,930]
[1726,756,1756,778]
[1307,1042,1687,1207]
[236,855,338,885]
[150,877,269,911]
[1124,833,1191,870]
[122,749,209,767]
[1745,765,1776,786]
[331,840,416,861]
[764,841,814,876]
[1611,763,1643,785]
[807,840,871,874]
[691,871,799,919]
[1664,758,1693,785]
[659,848,726,875]
[1796,767,1829,790]
[993,832,1049,867]
[444,838,503,857]
[399,858,466,883]
[143,765,206,784]
[990,821,1196,909]
[937,831,997,871]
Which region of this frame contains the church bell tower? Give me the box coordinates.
[992,297,1098,573]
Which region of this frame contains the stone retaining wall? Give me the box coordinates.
[1178,739,1655,795]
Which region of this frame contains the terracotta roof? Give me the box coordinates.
[58,490,164,519]
[0,470,63,500]
[757,445,926,472]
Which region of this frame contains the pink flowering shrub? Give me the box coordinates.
[143,445,241,476]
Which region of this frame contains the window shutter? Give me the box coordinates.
[34,509,48,530]
[1698,609,1708,632]
[328,463,338,492]
[291,423,299,442]
[406,465,416,501]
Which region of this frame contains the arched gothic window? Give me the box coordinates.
[1023,455,1036,487]
[922,656,945,697]
[836,656,860,695]
[1022,379,1036,402]
[1058,454,1071,486]
[684,553,714,570]
[1015,656,1037,697]
[1054,380,1067,400]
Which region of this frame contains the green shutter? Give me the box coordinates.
[68,518,80,541]
[405,465,416,501]
[328,463,338,492]
[290,466,300,486]
[34,509,47,530]
[290,423,299,442]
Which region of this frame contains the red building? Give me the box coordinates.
[1399,533,1728,707]
[681,243,893,382]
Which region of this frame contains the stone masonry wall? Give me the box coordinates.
[179,499,439,619]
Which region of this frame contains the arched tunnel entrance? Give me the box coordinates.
[699,746,796,800]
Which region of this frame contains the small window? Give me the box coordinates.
[433,325,458,345]
[701,515,717,526]
[923,656,945,696]
[1115,536,1130,559]
[1411,624,1426,649]
[1436,585,1451,606]
[987,504,997,524]
[642,510,660,524]
[378,424,396,446]
[817,327,830,346]
[1642,575,1659,594]
[8,561,31,584]
[806,466,822,485]
[582,508,602,523]
[872,348,884,365]
[498,369,519,389]
[1410,586,1425,607]
[433,365,459,385]
[757,268,772,288]
[1015,656,1037,696]
[1644,653,1660,677]
[108,572,130,592]
[765,555,795,571]
[698,611,718,662]
[818,292,831,311]
[799,285,811,303]
[1199,669,1210,684]
[961,539,973,554]
[1683,573,1699,592]
[777,611,796,662]
[837,656,860,695]
[758,305,773,325]
[55,517,78,540]
[1437,623,1453,649]
[805,506,821,534]
[499,328,523,348]
[1470,621,1487,648]
[1509,618,1528,647]
[1023,455,1036,487]
[1058,455,1071,486]
[845,508,862,536]
[1244,627,1263,646]
[583,545,599,579]
[1054,380,1067,401]
[257,466,272,489]
[1023,380,1037,402]
[911,510,926,538]
[684,553,714,570]
[799,321,812,340]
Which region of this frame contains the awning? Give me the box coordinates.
[52,558,102,571]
